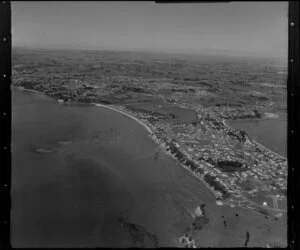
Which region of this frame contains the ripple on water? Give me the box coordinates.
[33,147,57,154]
[33,141,73,154]
[57,141,73,145]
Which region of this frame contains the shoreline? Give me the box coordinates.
[15,87,42,94]
[91,103,153,134]
[14,86,153,134]
[16,86,286,160]
[15,86,286,213]
[222,119,286,160]
[15,86,226,201]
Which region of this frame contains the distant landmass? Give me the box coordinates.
[12,45,287,62]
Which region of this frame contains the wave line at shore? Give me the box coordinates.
[222,119,286,160]
[92,103,153,134]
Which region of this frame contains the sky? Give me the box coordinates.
[12,1,288,59]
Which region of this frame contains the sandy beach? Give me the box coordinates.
[92,103,153,134]
[12,88,287,248]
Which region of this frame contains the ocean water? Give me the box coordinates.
[11,89,287,247]
[228,116,287,157]
[11,89,216,247]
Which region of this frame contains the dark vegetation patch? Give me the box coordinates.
[226,129,249,143]
[121,86,149,94]
[253,109,262,118]
[215,103,242,107]
[15,80,36,89]
[203,173,230,199]
[198,156,248,173]
[166,141,204,175]
[95,99,113,105]
[216,160,248,173]
[249,95,269,101]
[126,103,197,124]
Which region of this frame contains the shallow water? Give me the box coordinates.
[228,116,287,157]
[11,89,287,247]
[11,89,216,247]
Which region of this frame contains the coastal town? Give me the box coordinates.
[10,1,292,247]
[12,48,288,218]
[111,103,287,217]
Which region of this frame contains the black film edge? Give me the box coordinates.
[0,1,12,249]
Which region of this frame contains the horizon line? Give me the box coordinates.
[12,45,287,61]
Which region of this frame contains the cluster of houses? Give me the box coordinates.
[13,67,287,212]
[122,103,287,211]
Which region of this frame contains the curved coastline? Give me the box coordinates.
[14,87,153,134]
[17,86,285,160]
[222,119,286,160]
[15,87,43,94]
[91,103,153,134]
[15,86,286,212]
[15,87,224,201]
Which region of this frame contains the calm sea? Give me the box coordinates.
[228,116,287,157]
[11,89,287,247]
[11,89,215,247]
